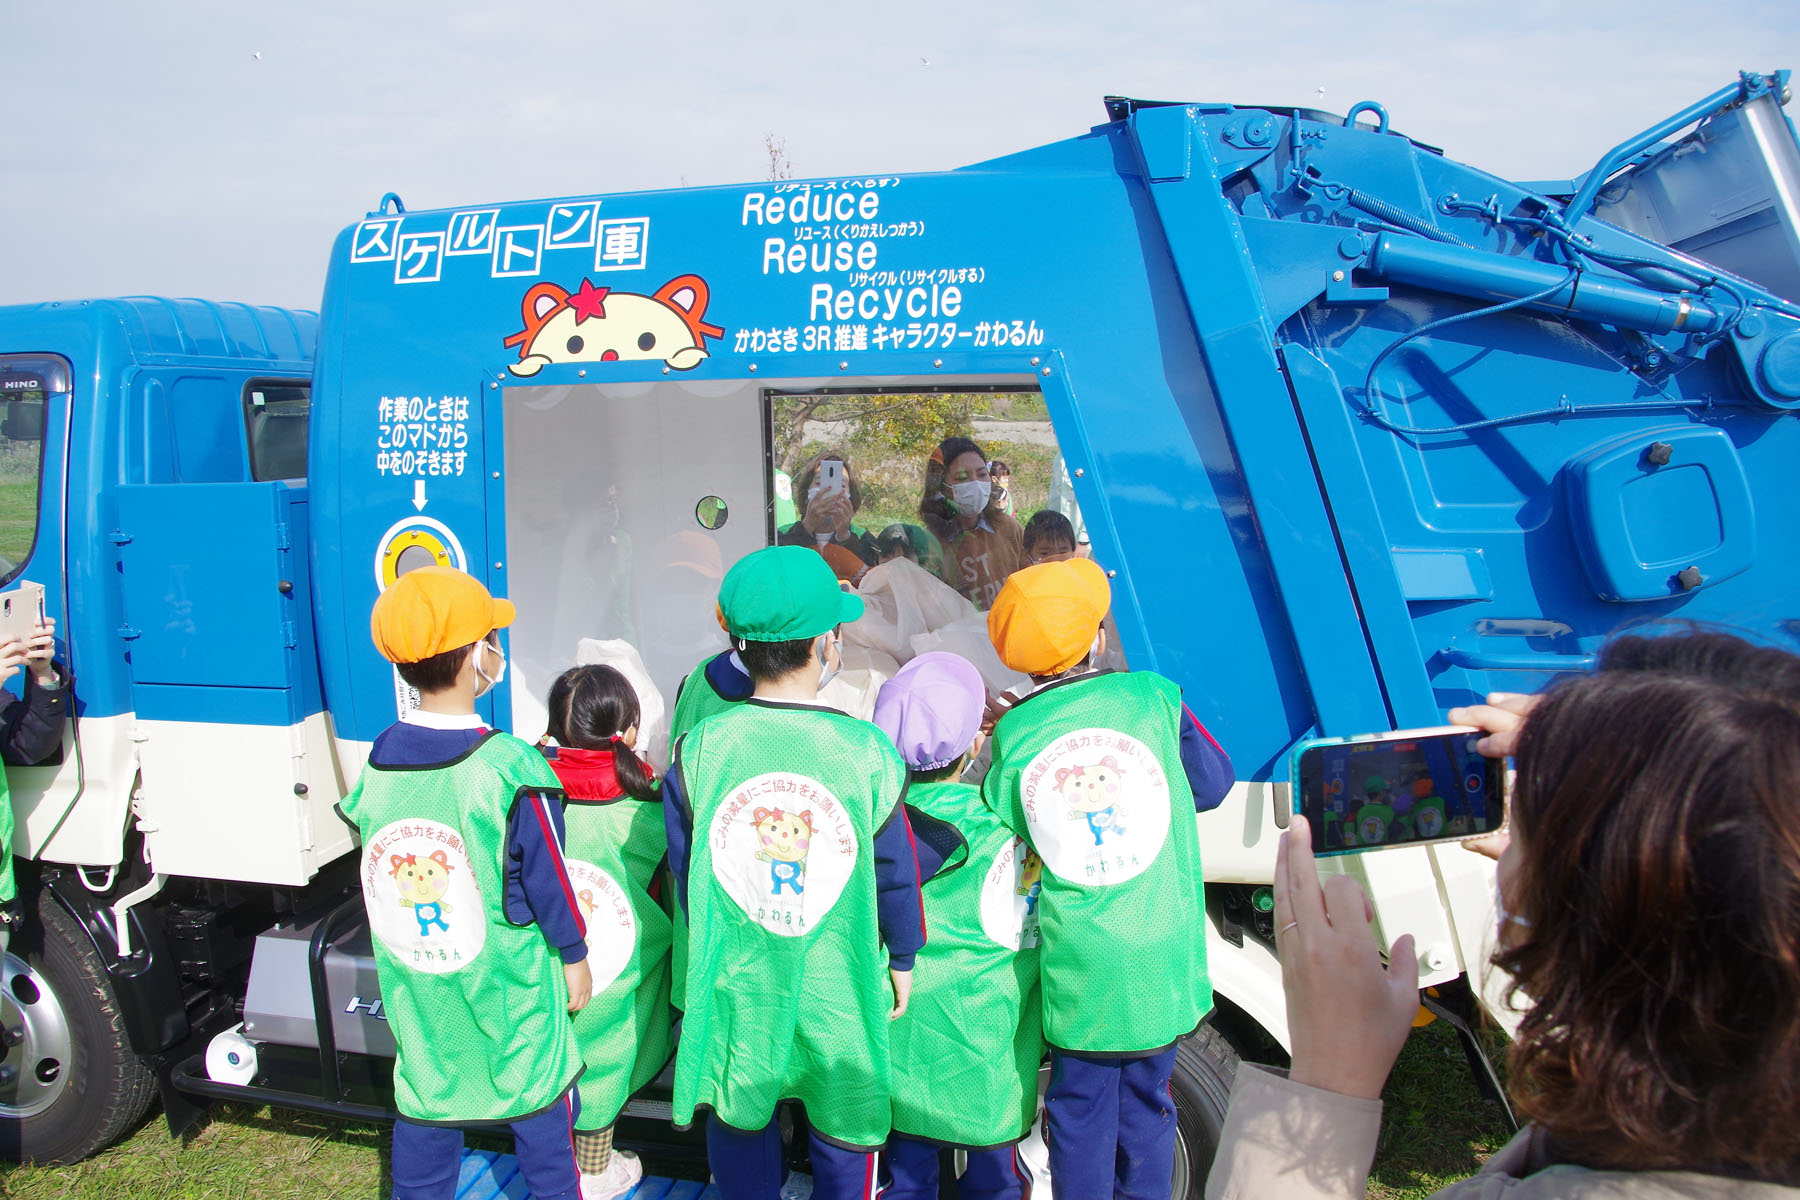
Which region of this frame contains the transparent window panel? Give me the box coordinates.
[503,381,768,749]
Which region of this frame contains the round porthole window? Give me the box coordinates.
[695,496,729,530]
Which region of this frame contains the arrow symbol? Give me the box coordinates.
[412,480,427,512]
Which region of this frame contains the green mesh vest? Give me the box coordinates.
[889,781,1044,1147]
[984,671,1211,1054]
[669,652,747,744]
[563,789,675,1130]
[672,700,906,1148]
[666,651,749,1013]
[340,731,583,1123]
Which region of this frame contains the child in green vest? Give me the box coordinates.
[873,652,1043,1200]
[983,558,1234,1198]
[665,624,755,1016]
[661,545,925,1200]
[340,567,592,1200]
[542,664,677,1200]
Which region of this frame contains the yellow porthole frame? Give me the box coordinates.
[379,528,453,589]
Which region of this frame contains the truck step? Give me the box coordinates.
[457,1149,717,1199]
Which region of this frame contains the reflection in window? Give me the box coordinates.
[0,357,54,585]
[244,380,311,482]
[766,388,1088,612]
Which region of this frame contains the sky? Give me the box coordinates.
[4,0,1797,311]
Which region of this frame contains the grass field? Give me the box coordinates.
[0,1021,1511,1199]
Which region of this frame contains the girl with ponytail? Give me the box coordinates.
[540,664,675,1199]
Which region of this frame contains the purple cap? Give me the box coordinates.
[874,652,987,772]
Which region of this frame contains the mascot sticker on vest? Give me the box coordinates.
[1019,728,1170,886]
[709,772,858,936]
[362,819,487,972]
[979,836,1044,950]
[565,859,636,991]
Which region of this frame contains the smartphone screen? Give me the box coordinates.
[1293,729,1503,856]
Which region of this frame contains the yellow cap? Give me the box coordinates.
[987,558,1111,676]
[370,567,516,664]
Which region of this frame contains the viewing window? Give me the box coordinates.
[0,355,59,585]
[765,387,1095,612]
[765,385,1124,682]
[244,379,311,482]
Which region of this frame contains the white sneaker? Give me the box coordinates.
[580,1150,643,1200]
[778,1170,814,1200]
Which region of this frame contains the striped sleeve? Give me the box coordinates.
[506,788,590,963]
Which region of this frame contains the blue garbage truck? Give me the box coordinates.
[3,70,1797,1193]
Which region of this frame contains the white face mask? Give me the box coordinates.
[1494,876,1531,938]
[473,640,506,698]
[816,634,841,691]
[951,478,990,516]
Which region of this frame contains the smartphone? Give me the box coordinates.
[1289,726,1504,856]
[0,580,46,645]
[814,459,847,499]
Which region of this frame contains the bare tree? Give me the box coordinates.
[764,134,793,182]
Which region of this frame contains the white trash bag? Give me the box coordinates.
[574,638,670,768]
[847,557,978,666]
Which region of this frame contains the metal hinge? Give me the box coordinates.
[116,624,141,641]
[109,529,132,546]
[274,522,290,551]
[282,620,297,649]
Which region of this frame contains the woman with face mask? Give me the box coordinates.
[1206,630,1800,1200]
[777,448,880,566]
[918,435,1026,611]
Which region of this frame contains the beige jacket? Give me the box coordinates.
[1206,1065,1795,1200]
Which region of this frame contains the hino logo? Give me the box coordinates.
[344,995,388,1021]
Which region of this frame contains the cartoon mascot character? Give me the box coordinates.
[1056,757,1129,847]
[752,807,815,896]
[391,850,455,937]
[503,275,724,375]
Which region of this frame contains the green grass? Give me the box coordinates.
[1,1022,1513,1198]
[1367,1021,1514,1199]
[0,480,37,568]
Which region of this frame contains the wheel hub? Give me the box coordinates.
[0,949,73,1117]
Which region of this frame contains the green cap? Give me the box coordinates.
[718,545,864,642]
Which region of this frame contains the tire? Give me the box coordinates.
[0,897,157,1163]
[1169,1022,1242,1197]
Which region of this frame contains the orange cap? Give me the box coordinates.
[370,566,516,664]
[987,558,1111,676]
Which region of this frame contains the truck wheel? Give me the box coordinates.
[1169,1022,1242,1197]
[0,899,156,1162]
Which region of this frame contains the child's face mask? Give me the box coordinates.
[816,632,842,691]
[472,640,506,698]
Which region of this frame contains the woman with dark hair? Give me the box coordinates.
[777,448,880,565]
[540,664,674,1200]
[1207,630,1800,1198]
[918,435,1025,609]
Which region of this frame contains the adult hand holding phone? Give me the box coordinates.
[1446,691,1541,860]
[23,617,55,687]
[803,491,852,541]
[0,636,25,687]
[1274,816,1419,1101]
